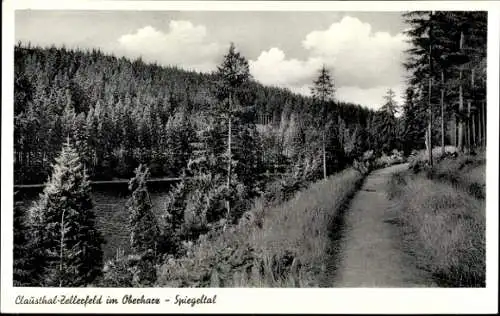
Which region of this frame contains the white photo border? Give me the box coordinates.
[2,1,498,314]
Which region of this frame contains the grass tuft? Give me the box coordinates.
[387,171,485,287]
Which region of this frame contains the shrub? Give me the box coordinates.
[100,249,157,287]
[374,149,405,168]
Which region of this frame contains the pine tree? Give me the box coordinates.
[311,65,336,179]
[404,11,486,155]
[214,43,254,219]
[401,87,426,155]
[128,164,159,256]
[372,88,400,153]
[27,139,103,287]
[127,164,160,286]
[13,201,33,286]
[381,88,399,117]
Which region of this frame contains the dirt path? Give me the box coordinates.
[333,164,437,287]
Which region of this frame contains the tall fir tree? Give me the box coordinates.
[311,65,336,179]
[372,88,400,153]
[27,139,103,286]
[401,87,426,155]
[214,42,256,219]
[128,164,160,255]
[404,11,486,155]
[127,164,160,286]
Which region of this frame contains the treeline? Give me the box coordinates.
[14,43,375,184]
[401,11,487,160]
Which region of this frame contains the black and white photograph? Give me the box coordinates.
[2,0,499,313]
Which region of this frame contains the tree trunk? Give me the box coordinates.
[482,100,486,147]
[478,103,482,148]
[457,31,465,152]
[472,113,476,149]
[428,77,433,166]
[59,209,66,287]
[427,16,433,166]
[322,131,327,180]
[467,100,471,152]
[470,68,475,150]
[453,114,457,147]
[440,71,445,156]
[226,95,232,220]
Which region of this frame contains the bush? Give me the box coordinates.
[100,249,157,287]
[374,149,405,168]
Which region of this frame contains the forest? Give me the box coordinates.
[14,41,377,185]
[13,11,487,288]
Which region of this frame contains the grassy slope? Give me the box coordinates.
[156,168,365,287]
[426,153,486,199]
[387,158,486,287]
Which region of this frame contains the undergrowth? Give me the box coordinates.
[387,170,485,287]
[408,149,485,200]
[156,168,365,287]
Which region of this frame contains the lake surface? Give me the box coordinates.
[14,181,178,260]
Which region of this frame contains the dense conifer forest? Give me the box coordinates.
[14,43,376,185]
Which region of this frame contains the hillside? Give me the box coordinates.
[14,44,375,184]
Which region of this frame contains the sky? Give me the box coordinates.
[15,10,411,110]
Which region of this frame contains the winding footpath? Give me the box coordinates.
[334,163,437,287]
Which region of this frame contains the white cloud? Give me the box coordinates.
[336,84,405,111]
[249,16,410,108]
[282,83,405,111]
[117,21,222,72]
[302,16,409,88]
[249,48,322,88]
[117,16,409,109]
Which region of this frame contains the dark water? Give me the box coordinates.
[14,181,177,260]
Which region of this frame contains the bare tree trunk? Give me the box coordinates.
[470,68,475,150]
[59,209,66,287]
[453,114,457,147]
[458,80,464,152]
[482,100,486,147]
[466,100,471,153]
[457,31,465,152]
[427,14,434,166]
[428,78,433,166]
[226,94,232,220]
[478,103,482,148]
[440,71,445,156]
[322,131,327,180]
[472,113,476,149]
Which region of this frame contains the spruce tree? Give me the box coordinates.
[128,164,160,255]
[127,164,160,286]
[311,65,336,179]
[214,42,255,220]
[372,88,400,153]
[13,201,33,286]
[401,87,426,155]
[404,11,486,155]
[27,139,103,287]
